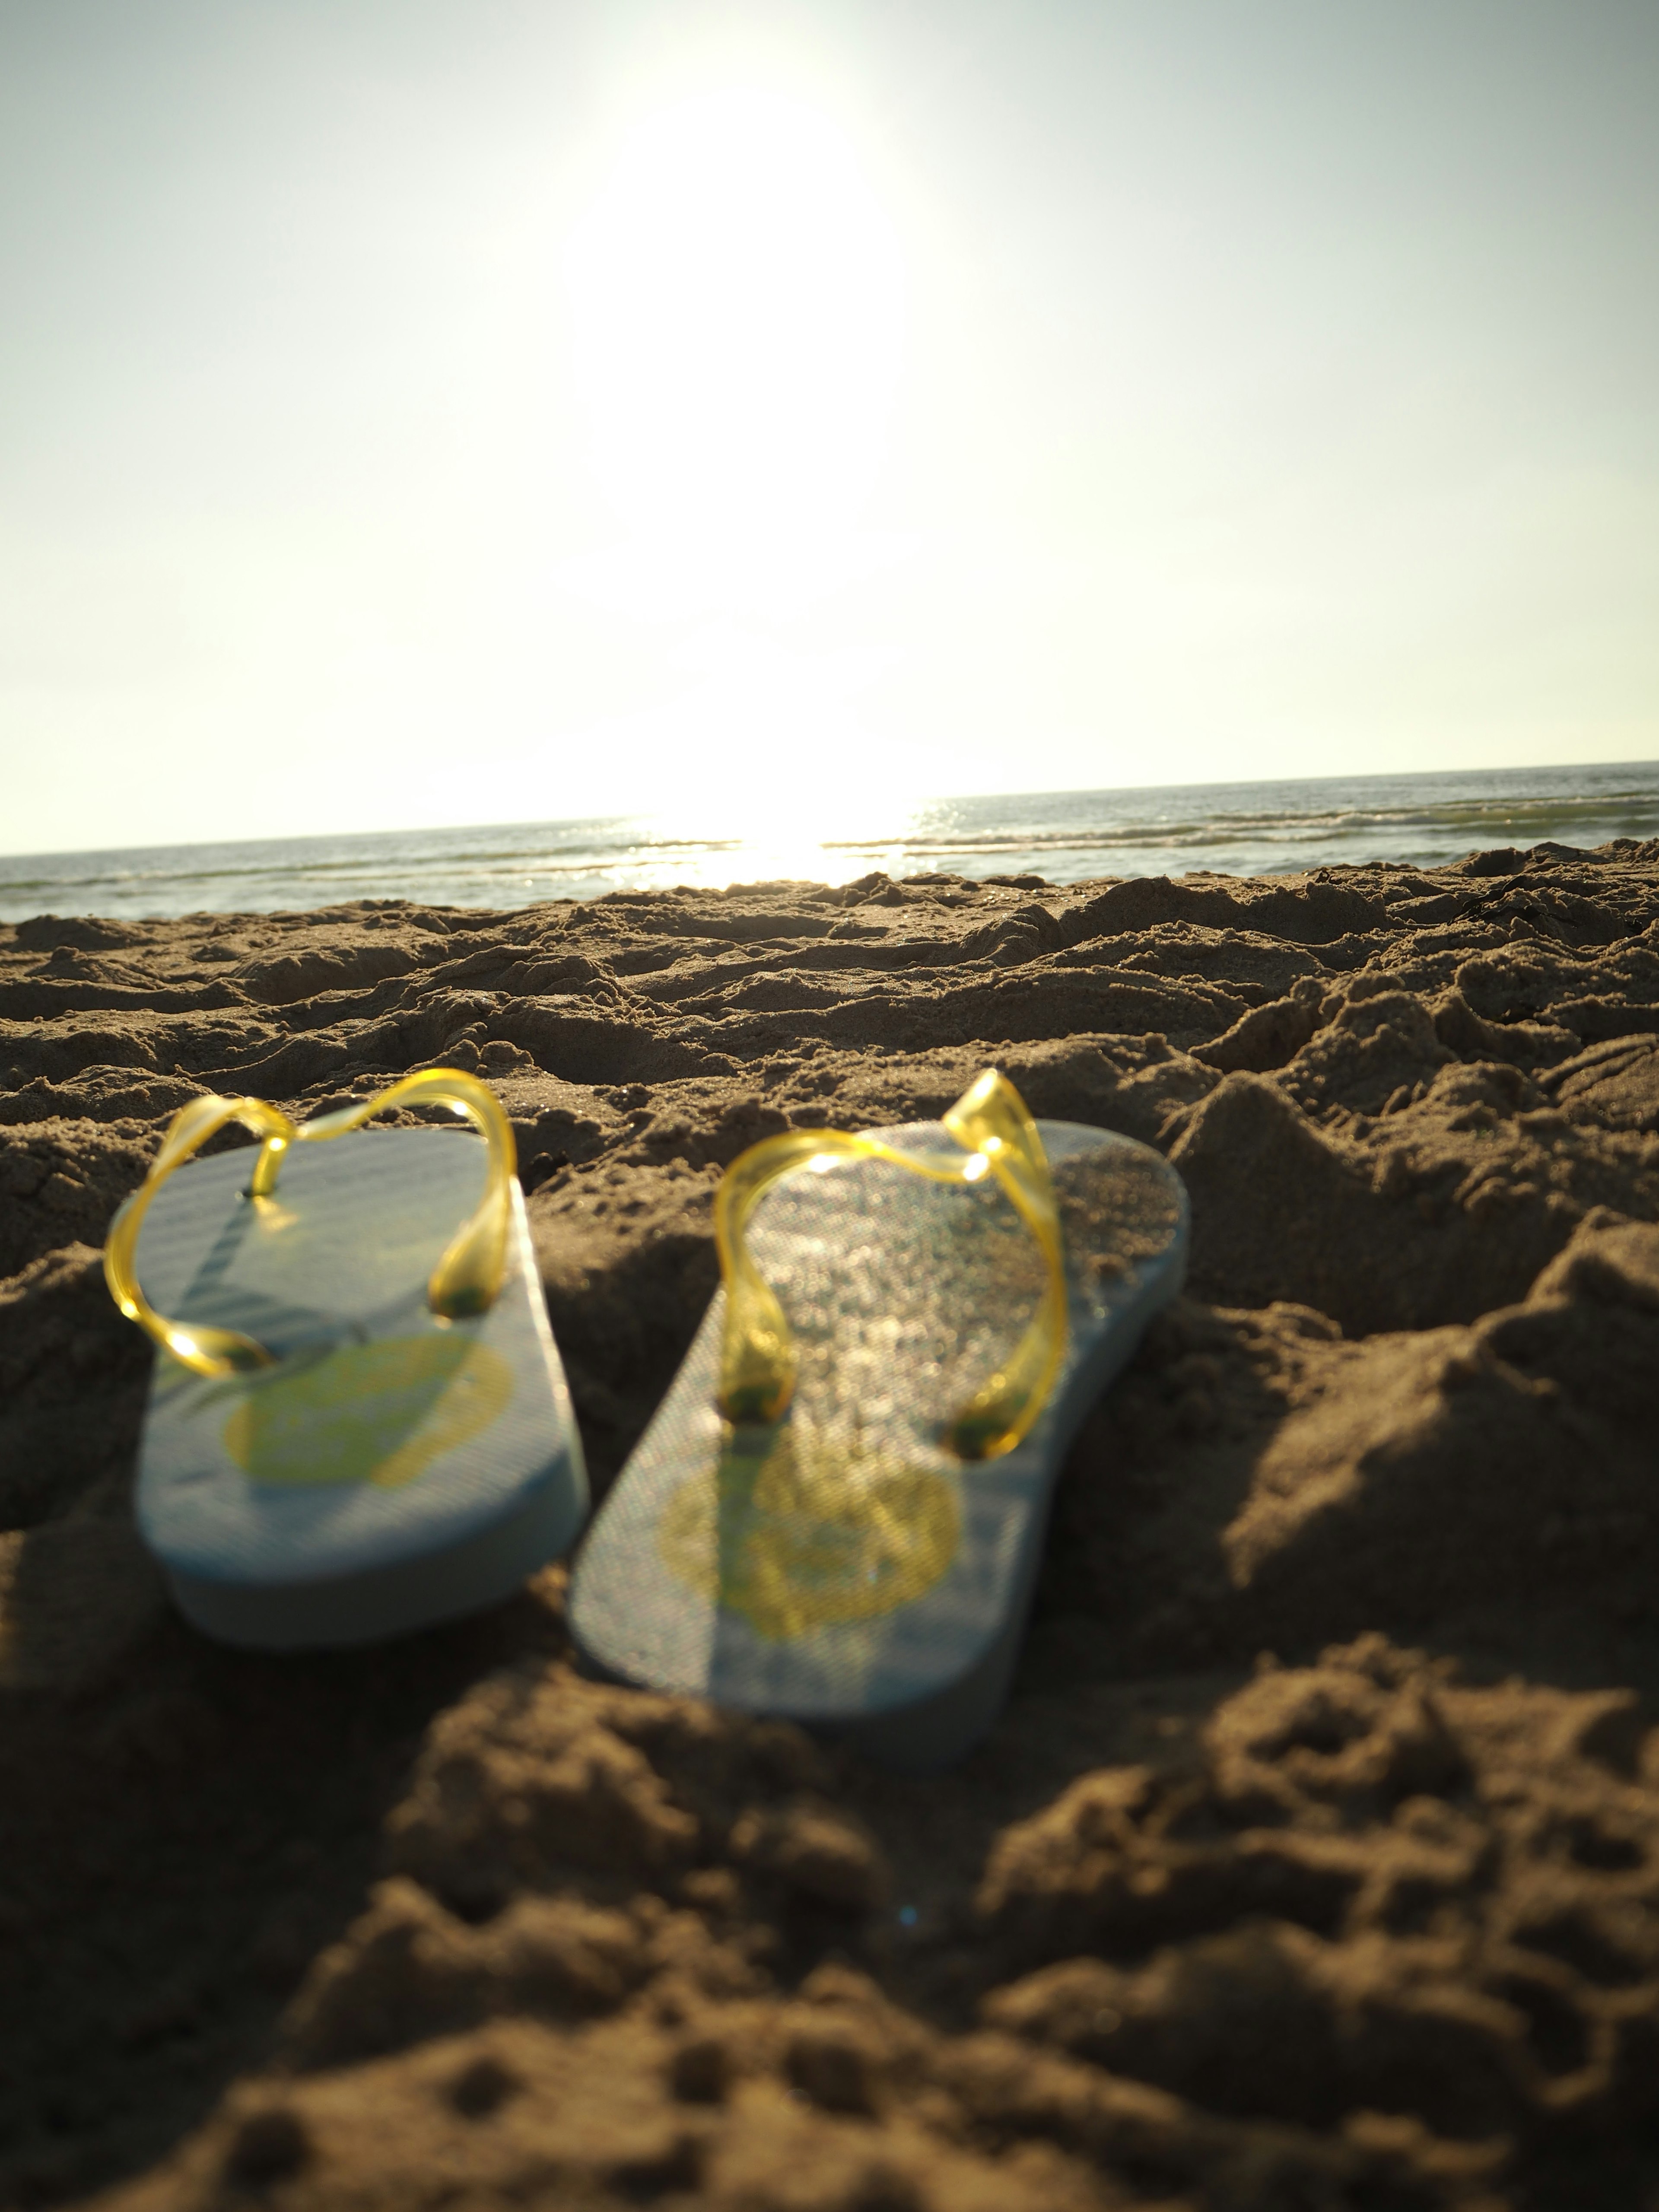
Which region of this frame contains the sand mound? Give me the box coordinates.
[5,845,1659,2208]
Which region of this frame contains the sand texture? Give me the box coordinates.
[6,843,1659,2209]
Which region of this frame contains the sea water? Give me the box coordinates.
[3,759,1657,925]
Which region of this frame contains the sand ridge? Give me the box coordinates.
[3,844,1659,2208]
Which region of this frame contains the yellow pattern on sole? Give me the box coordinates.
[659,1424,959,1641]
[222,1335,514,1490]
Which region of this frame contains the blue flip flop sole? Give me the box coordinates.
[131,1127,586,1649]
[569,1118,1187,1769]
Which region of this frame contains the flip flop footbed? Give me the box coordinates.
[570,1119,1186,1764]
[132,1127,585,1647]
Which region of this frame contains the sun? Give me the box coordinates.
[549,76,915,851]
[562,84,907,563]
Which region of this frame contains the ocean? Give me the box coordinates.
[3,759,1657,925]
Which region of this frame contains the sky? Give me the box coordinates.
[2,0,1657,856]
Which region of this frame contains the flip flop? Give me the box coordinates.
[569,1069,1187,1770]
[104,1068,587,1649]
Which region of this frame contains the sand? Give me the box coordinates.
[4,841,1659,2210]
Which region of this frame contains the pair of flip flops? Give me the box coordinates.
[105,1066,1187,1766]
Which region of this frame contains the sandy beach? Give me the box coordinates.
[5,840,1659,2210]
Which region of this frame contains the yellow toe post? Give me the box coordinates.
[712,1068,1067,1462]
[103,1067,518,1380]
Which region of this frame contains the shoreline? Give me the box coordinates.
[7,756,1659,925]
[5,843,1659,2209]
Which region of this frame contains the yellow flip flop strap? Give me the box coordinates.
[103,1067,517,1379]
[713,1068,1067,1461]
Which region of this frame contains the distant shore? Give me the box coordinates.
[6,754,1659,924]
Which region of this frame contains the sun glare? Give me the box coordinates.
[562,85,907,561]
[549,76,916,844]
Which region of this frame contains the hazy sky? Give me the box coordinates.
[3,0,1656,855]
